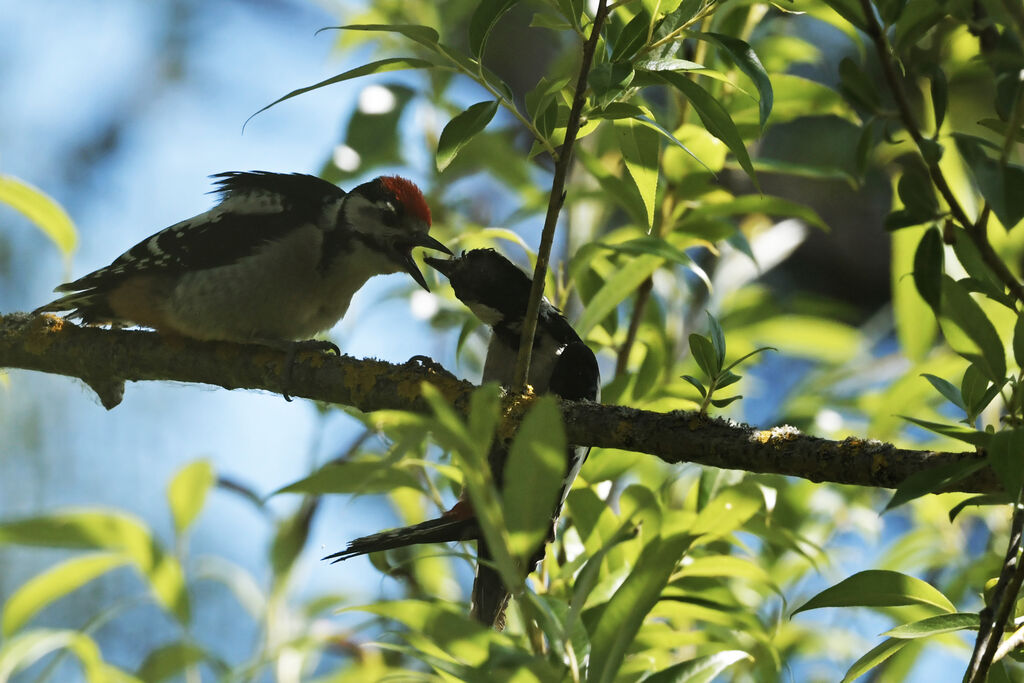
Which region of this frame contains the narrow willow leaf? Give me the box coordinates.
[703,32,773,128]
[2,553,131,637]
[987,429,1024,497]
[920,373,966,412]
[792,570,956,615]
[246,57,435,126]
[469,0,518,57]
[948,494,1011,522]
[436,101,499,172]
[137,642,221,683]
[840,638,909,683]
[912,227,943,309]
[689,333,719,377]
[0,175,77,255]
[586,531,695,683]
[576,254,663,337]
[644,650,752,683]
[939,275,1007,383]
[167,460,214,536]
[274,458,423,496]
[657,72,758,185]
[883,612,980,639]
[706,312,726,369]
[504,396,566,560]
[613,118,660,230]
[885,455,988,510]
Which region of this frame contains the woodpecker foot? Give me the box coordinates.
[405,354,456,380]
[258,338,340,401]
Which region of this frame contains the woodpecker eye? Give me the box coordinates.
[380,201,399,226]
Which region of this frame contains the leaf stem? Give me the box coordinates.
[513,0,611,390]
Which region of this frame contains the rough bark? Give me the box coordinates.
[0,312,997,494]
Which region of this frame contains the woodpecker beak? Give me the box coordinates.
[424,254,457,279]
[402,235,451,291]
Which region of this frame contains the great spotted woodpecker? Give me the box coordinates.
[325,248,600,629]
[34,172,449,349]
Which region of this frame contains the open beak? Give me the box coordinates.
[424,254,457,279]
[402,234,452,291]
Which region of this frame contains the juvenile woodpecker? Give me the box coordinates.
[35,172,449,348]
[325,248,600,629]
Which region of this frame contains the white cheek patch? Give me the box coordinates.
[468,302,504,326]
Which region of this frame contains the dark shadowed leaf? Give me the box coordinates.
[939,275,1007,383]
[436,101,499,172]
[912,227,942,308]
[987,429,1024,497]
[885,454,989,510]
[469,0,518,57]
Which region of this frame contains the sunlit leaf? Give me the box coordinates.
[137,642,224,683]
[576,254,663,337]
[987,429,1024,497]
[2,553,131,637]
[792,570,956,615]
[840,638,909,683]
[275,458,423,496]
[614,118,660,230]
[0,175,77,255]
[657,72,757,185]
[702,32,773,128]
[643,650,752,683]
[882,612,980,638]
[504,396,566,560]
[167,460,214,536]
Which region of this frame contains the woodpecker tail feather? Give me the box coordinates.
[324,516,478,563]
[470,542,511,630]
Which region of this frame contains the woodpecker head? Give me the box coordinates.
[343,176,450,290]
[425,249,534,326]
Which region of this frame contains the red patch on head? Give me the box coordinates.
[381,175,432,227]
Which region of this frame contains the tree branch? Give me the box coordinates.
[0,312,1000,495]
[513,0,611,391]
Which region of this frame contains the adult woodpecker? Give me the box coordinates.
[34,172,449,392]
[324,248,600,629]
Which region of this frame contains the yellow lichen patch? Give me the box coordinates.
[25,314,64,353]
[496,390,538,441]
[753,425,801,446]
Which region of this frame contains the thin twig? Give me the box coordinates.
[858,0,1024,304]
[513,0,611,391]
[965,502,1024,681]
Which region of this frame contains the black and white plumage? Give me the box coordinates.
[34,172,449,344]
[325,248,600,629]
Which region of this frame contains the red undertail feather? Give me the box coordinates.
[381,176,431,226]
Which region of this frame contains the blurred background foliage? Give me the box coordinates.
[2,0,1024,680]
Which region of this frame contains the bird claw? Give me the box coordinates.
[266,338,340,401]
[405,354,456,380]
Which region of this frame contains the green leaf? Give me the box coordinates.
[706,312,726,370]
[703,32,773,129]
[436,101,499,172]
[912,227,943,309]
[324,85,415,181]
[939,275,1006,383]
[614,118,660,230]
[137,642,219,683]
[0,629,134,683]
[2,553,131,637]
[1014,314,1024,369]
[883,612,980,639]
[948,494,1011,522]
[275,457,423,496]
[167,460,214,536]
[576,254,663,337]
[504,396,567,560]
[336,23,440,47]
[0,175,77,255]
[681,193,828,231]
[885,453,989,510]
[897,164,939,219]
[840,638,910,683]
[709,395,742,408]
[586,531,695,683]
[838,57,881,111]
[920,373,966,412]
[643,650,752,683]
[988,429,1024,497]
[246,57,436,125]
[656,72,757,185]
[792,570,956,615]
[690,488,761,540]
[600,236,694,268]
[689,333,719,377]
[681,374,707,397]
[589,61,635,106]
[469,0,518,57]
[610,10,651,61]
[955,134,1024,230]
